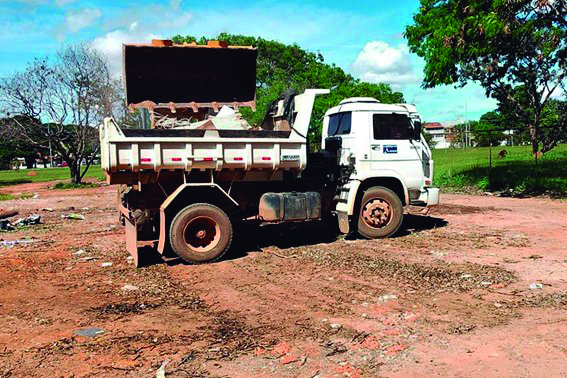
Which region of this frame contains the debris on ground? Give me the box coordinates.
[61,213,85,220]
[529,283,544,290]
[156,360,170,378]
[14,214,41,227]
[101,262,113,267]
[378,294,398,302]
[0,210,18,220]
[0,239,42,247]
[0,220,14,231]
[121,284,139,291]
[73,249,86,255]
[73,328,105,337]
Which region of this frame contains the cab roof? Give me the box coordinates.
[325,98,412,116]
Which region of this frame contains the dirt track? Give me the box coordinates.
[0,182,566,377]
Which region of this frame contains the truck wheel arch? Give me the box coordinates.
[157,184,239,254]
[349,177,407,234]
[353,177,407,214]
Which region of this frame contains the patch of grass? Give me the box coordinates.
[51,182,100,190]
[0,192,34,201]
[432,144,567,195]
[0,166,105,187]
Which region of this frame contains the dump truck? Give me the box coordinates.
[100,39,439,267]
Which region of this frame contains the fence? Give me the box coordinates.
[430,126,567,194]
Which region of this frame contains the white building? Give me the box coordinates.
[424,122,454,149]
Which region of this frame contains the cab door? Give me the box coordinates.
[368,112,423,189]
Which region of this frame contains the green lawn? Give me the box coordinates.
[0,165,105,187]
[432,144,567,194]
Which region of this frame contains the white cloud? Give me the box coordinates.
[351,41,418,89]
[65,8,101,32]
[157,12,193,30]
[55,0,76,6]
[92,29,161,76]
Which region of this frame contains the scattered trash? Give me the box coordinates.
[329,323,342,329]
[33,193,40,199]
[14,214,41,227]
[378,294,398,302]
[480,281,493,286]
[62,213,85,220]
[529,283,544,290]
[73,328,104,337]
[101,262,113,267]
[73,249,86,255]
[121,284,139,291]
[40,208,54,212]
[0,220,14,231]
[460,274,473,279]
[430,250,448,257]
[156,360,170,378]
[0,239,41,247]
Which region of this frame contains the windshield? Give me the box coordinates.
[373,113,413,140]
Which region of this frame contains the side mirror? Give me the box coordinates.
[414,121,422,141]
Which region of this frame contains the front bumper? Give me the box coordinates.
[412,187,440,207]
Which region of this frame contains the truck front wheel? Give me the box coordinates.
[169,203,232,264]
[357,186,403,239]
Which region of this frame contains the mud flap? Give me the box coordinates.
[337,211,350,234]
[125,217,140,268]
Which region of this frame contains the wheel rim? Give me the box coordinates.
[361,198,392,229]
[183,216,221,253]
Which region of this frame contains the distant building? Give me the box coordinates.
[424,122,454,149]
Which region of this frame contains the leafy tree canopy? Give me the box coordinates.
[172,33,405,150]
[405,0,567,154]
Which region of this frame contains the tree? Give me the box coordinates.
[172,33,405,150]
[405,0,567,155]
[0,43,121,183]
[475,111,506,146]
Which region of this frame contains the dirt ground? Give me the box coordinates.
[0,182,566,377]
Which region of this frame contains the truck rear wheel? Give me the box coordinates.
[169,203,232,264]
[357,186,403,239]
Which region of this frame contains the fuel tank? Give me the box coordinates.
[259,192,322,222]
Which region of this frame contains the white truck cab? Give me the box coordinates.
[321,97,439,235]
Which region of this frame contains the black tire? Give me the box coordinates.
[169,203,232,264]
[357,186,403,239]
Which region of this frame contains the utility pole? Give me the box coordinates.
[465,101,469,148]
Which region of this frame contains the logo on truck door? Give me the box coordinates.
[383,145,398,154]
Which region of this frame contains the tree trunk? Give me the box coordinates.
[24,155,35,169]
[69,162,82,184]
[528,124,539,156]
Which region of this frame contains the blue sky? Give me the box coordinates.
[0,0,498,122]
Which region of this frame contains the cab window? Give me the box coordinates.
[328,112,352,136]
[373,113,413,140]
